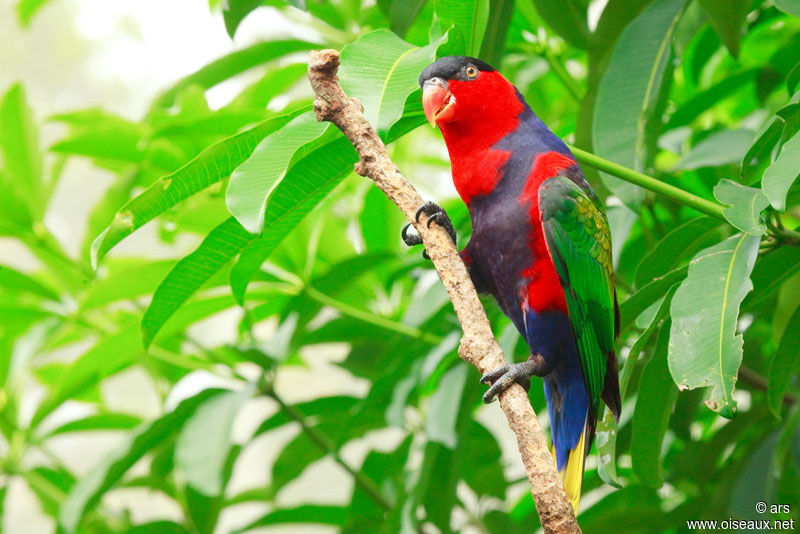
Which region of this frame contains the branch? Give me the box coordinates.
[567,145,727,221]
[738,365,797,406]
[308,49,581,534]
[262,383,392,511]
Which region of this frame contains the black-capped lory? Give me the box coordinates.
[402,56,621,511]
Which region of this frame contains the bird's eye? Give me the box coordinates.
[465,65,478,78]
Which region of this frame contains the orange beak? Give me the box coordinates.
[422,78,455,128]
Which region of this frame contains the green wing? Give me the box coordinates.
[538,175,615,413]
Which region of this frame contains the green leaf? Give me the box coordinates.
[344,437,410,531]
[339,29,446,134]
[632,320,678,488]
[0,83,42,206]
[595,407,622,488]
[713,179,769,235]
[43,413,143,437]
[478,0,513,66]
[175,384,255,495]
[774,0,800,17]
[233,505,348,533]
[633,217,721,287]
[271,430,328,492]
[141,218,251,346]
[156,295,239,343]
[674,129,755,170]
[433,0,488,56]
[224,62,308,111]
[579,486,664,532]
[592,0,685,207]
[360,185,405,252]
[49,110,145,163]
[226,112,332,233]
[23,466,73,517]
[0,265,59,301]
[762,129,800,211]
[728,431,780,521]
[768,305,800,418]
[146,134,356,337]
[681,25,720,91]
[58,389,227,534]
[377,0,428,37]
[91,110,302,267]
[125,521,191,534]
[460,419,506,498]
[424,362,468,449]
[254,395,360,438]
[741,115,784,179]
[788,60,800,95]
[30,323,143,429]
[745,246,800,309]
[620,266,688,332]
[668,233,761,418]
[0,169,34,232]
[222,0,264,38]
[698,0,749,57]
[228,106,425,303]
[530,0,590,49]
[422,442,459,531]
[80,260,175,310]
[16,0,51,26]
[153,40,317,109]
[665,69,757,130]
[598,285,676,488]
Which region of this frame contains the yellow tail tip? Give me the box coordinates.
[559,429,587,514]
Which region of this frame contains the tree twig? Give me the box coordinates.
[262,384,392,511]
[738,365,797,406]
[308,49,581,534]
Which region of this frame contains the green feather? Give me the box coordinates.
[539,175,615,413]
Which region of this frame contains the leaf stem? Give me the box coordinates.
[305,285,443,344]
[263,385,392,511]
[567,145,727,221]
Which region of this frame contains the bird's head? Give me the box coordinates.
[419,56,521,132]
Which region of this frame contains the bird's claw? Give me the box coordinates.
[401,201,456,260]
[480,361,536,404]
[401,223,423,247]
[415,201,457,245]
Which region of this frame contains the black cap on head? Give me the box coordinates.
[418,56,496,86]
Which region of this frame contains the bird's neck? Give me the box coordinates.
[441,116,519,205]
[441,97,573,206]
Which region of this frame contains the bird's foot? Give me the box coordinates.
[480,360,540,404]
[401,201,456,259]
[416,201,457,244]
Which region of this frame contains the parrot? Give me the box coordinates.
[402,56,621,511]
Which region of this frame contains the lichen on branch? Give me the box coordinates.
[307,48,581,534]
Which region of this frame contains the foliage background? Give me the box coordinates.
[1,0,800,532]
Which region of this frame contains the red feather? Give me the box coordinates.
[519,152,576,313]
[439,71,522,204]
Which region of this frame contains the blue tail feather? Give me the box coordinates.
[523,308,590,471]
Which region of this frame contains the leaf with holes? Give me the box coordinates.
[668,233,760,418]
